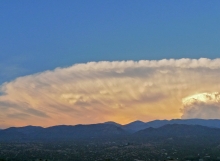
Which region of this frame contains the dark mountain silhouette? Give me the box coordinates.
[123,120,145,132]
[0,123,128,142]
[134,124,220,137]
[0,128,26,141]
[123,119,220,132]
[42,124,127,140]
[103,121,121,127]
[1,119,220,142]
[132,124,220,144]
[5,125,44,135]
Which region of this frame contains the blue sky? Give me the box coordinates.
[1,0,220,84]
[2,1,220,127]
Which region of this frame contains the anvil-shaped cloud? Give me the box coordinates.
[1,58,220,128]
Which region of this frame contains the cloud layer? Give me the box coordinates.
[1,58,220,128]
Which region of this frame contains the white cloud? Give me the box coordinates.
[1,58,220,127]
[181,92,220,119]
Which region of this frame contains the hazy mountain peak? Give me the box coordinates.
[126,120,145,125]
[103,121,121,126]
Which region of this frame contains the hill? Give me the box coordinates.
[0,123,128,142]
[123,119,220,132]
[2,119,220,142]
[134,124,220,138]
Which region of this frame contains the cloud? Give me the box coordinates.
[1,58,220,127]
[0,63,28,84]
[181,92,220,119]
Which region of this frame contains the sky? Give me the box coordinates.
[1,1,220,128]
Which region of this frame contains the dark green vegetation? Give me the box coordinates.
[1,124,220,161]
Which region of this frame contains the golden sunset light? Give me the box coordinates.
[1,58,220,128]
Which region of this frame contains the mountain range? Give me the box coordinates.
[108,118,220,132]
[1,119,220,142]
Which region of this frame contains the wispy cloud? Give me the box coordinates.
[1,58,220,127]
[0,63,28,85]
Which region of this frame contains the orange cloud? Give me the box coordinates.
[1,58,220,128]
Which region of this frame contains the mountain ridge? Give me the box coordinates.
[125,118,220,132]
[2,118,220,131]
[132,124,220,142]
[0,123,128,142]
[1,119,220,142]
[2,122,220,142]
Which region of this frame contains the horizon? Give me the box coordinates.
[1,118,220,129]
[1,1,220,128]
